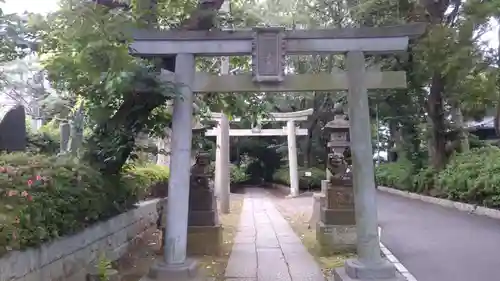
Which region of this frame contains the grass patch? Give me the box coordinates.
[275,204,354,276]
[198,195,244,280]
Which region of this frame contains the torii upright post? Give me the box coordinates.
[218,114,230,214]
[149,53,198,279]
[286,120,300,197]
[215,0,231,214]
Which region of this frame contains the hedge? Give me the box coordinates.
[0,153,169,257]
[123,163,170,199]
[230,164,250,184]
[376,146,500,208]
[374,160,414,191]
[272,166,325,189]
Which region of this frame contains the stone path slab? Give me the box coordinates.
[225,188,324,281]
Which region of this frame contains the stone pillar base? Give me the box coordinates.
[320,207,355,225]
[188,210,218,226]
[316,222,356,254]
[187,225,223,255]
[309,193,326,230]
[332,267,405,281]
[142,258,206,281]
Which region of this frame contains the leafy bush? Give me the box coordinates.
[272,166,326,189]
[435,147,500,207]
[272,168,289,185]
[230,164,250,184]
[378,147,500,208]
[412,166,438,194]
[0,153,168,257]
[123,163,169,199]
[26,131,60,155]
[375,160,414,190]
[299,167,325,189]
[124,163,169,187]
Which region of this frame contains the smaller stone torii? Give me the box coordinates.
[207,108,313,209]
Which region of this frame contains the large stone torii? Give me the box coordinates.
[131,24,425,281]
[206,108,313,211]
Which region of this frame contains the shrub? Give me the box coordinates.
[379,147,500,208]
[375,160,414,190]
[272,166,326,189]
[124,163,169,187]
[412,166,438,195]
[299,167,325,189]
[123,163,170,199]
[0,153,168,257]
[272,167,289,185]
[435,147,500,207]
[230,164,250,184]
[26,131,60,155]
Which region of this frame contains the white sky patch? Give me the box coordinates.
[3,0,498,49]
[2,0,59,15]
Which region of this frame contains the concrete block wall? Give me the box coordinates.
[0,198,164,281]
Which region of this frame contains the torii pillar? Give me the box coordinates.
[286,120,300,197]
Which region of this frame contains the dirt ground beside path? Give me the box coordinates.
[267,188,354,275]
[111,194,244,281]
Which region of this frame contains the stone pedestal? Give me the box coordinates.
[309,192,325,229]
[316,179,356,254]
[187,187,222,255]
[187,153,222,256]
[309,179,329,229]
[141,259,206,281]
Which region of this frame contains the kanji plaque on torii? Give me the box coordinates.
[251,27,286,83]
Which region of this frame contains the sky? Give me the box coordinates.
[2,0,499,49]
[2,0,59,15]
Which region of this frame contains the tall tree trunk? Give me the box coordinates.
[85,80,170,174]
[427,74,447,170]
[494,19,500,137]
[450,105,469,152]
[157,127,172,166]
[388,120,398,162]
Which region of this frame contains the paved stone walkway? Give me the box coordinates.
[224,188,324,281]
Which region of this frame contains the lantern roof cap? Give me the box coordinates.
[325,114,350,129]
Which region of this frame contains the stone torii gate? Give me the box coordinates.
[131,24,424,281]
[207,108,313,208]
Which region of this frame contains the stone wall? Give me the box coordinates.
[0,198,164,281]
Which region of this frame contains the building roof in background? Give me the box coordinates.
[465,116,495,129]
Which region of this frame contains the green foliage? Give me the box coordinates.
[0,2,32,64]
[412,167,438,194]
[379,147,500,208]
[230,164,250,184]
[375,160,415,191]
[237,139,284,182]
[435,147,500,207]
[123,163,169,199]
[26,131,60,155]
[272,166,325,189]
[96,254,113,281]
[0,153,167,256]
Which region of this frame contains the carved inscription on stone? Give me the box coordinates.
[326,186,354,209]
[252,27,285,83]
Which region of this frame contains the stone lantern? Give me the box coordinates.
[316,112,356,254]
[325,114,351,183]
